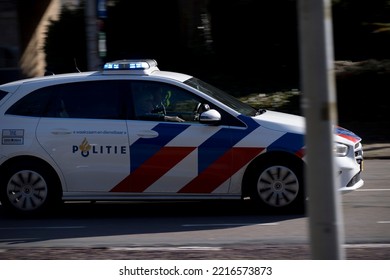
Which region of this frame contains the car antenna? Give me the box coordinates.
[74,58,81,73]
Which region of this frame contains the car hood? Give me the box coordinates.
[334,126,362,144]
[253,110,305,134]
[253,110,362,144]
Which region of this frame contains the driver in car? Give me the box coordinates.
[134,88,185,122]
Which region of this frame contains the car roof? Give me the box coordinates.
[148,70,192,82]
[0,66,193,93]
[0,72,96,93]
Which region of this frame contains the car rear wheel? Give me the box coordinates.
[0,161,61,215]
[249,156,305,213]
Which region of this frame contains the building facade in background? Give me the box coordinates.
[0,0,81,83]
[0,0,209,83]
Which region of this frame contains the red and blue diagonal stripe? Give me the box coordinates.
[266,132,305,155]
[335,126,361,143]
[110,115,305,194]
[197,115,259,174]
[178,116,262,193]
[129,123,191,172]
[111,123,191,192]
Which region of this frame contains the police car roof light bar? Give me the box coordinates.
[102,59,158,75]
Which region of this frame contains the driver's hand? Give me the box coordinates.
[164,116,185,122]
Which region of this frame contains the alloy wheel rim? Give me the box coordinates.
[257,165,299,207]
[7,170,48,211]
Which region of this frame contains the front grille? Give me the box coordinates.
[354,142,364,172]
[354,142,363,161]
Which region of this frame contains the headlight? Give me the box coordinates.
[334,142,349,157]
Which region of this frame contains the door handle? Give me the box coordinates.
[137,130,159,138]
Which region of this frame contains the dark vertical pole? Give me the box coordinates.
[298,0,345,259]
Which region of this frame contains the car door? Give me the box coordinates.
[36,81,130,192]
[111,81,238,195]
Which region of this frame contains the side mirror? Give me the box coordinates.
[199,109,221,124]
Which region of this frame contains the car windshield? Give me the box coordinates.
[184,77,259,116]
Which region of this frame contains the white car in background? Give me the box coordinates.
[0,59,364,215]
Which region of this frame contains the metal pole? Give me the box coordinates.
[297,0,345,259]
[85,0,100,70]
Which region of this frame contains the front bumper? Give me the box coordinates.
[337,142,364,192]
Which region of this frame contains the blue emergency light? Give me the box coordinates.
[103,59,157,71]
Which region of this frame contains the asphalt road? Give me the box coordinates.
[0,159,389,259]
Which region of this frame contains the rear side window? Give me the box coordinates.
[6,81,127,119]
[6,87,51,117]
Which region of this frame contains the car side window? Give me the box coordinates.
[44,81,125,119]
[130,81,204,122]
[6,81,125,119]
[5,87,52,117]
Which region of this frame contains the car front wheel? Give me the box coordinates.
[250,157,305,213]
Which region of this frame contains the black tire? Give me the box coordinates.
[0,160,61,215]
[249,156,305,214]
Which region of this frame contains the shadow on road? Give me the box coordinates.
[0,201,304,246]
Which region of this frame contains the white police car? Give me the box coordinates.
[0,59,363,215]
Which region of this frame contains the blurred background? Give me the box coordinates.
[1,0,389,141]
